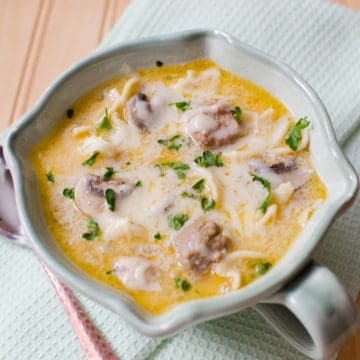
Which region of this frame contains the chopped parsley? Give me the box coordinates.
[45,171,54,183]
[97,107,112,131]
[105,270,113,275]
[183,180,216,212]
[63,188,74,199]
[181,191,197,199]
[82,218,100,240]
[105,188,116,211]
[175,277,191,291]
[200,197,216,211]
[158,134,183,151]
[126,161,131,166]
[135,180,142,187]
[154,232,162,240]
[168,143,182,151]
[66,109,74,119]
[254,262,272,275]
[103,167,116,180]
[168,213,189,230]
[232,106,242,121]
[156,60,163,67]
[154,164,165,177]
[194,151,224,168]
[215,152,224,167]
[194,150,213,167]
[192,178,205,192]
[249,172,272,213]
[161,161,190,179]
[82,152,99,166]
[162,162,189,170]
[285,117,310,151]
[169,101,192,112]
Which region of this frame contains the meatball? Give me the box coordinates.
[174,219,229,274]
[113,256,161,292]
[187,101,242,148]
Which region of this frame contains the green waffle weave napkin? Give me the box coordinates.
[1,0,360,359]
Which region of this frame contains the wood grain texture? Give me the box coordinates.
[16,0,111,119]
[0,0,130,131]
[331,0,360,9]
[0,0,42,130]
[0,0,358,358]
[338,293,360,359]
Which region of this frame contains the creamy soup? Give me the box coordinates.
[30,59,326,314]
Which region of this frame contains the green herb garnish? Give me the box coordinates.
[249,172,272,213]
[82,218,100,240]
[82,152,99,166]
[195,150,214,167]
[45,171,54,183]
[162,162,189,170]
[285,117,310,151]
[192,178,205,192]
[232,106,242,121]
[168,144,181,151]
[63,188,74,199]
[181,191,197,199]
[105,270,113,275]
[154,232,161,240]
[103,167,116,180]
[105,188,116,211]
[97,107,112,131]
[169,101,192,112]
[154,164,165,177]
[156,60,163,67]
[135,180,142,187]
[126,161,131,166]
[183,180,215,211]
[200,197,216,211]
[162,161,190,179]
[175,277,191,291]
[215,152,224,167]
[168,213,189,230]
[67,109,74,119]
[254,262,272,275]
[158,134,182,151]
[194,151,223,168]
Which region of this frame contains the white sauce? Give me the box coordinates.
[113,256,161,292]
[68,69,320,293]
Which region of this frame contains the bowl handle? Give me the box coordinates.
[254,261,359,360]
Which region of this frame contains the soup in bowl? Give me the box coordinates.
[30,58,326,315]
[4,30,358,359]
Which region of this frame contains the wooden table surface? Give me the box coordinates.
[0,0,359,358]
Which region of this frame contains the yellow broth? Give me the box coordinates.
[30,59,326,314]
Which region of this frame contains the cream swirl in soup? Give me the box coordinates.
[30,59,326,314]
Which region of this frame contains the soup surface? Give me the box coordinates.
[30,59,326,314]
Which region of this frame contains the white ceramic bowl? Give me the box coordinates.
[4,30,359,359]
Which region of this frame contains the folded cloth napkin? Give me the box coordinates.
[1,0,360,359]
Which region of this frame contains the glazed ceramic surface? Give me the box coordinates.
[4,30,358,359]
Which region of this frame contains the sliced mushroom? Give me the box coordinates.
[124,93,153,131]
[113,256,161,292]
[270,157,297,174]
[186,101,243,148]
[249,157,310,190]
[174,219,230,274]
[74,174,134,217]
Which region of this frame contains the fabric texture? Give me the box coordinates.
[1,0,360,359]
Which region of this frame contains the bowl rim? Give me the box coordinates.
[4,28,359,337]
